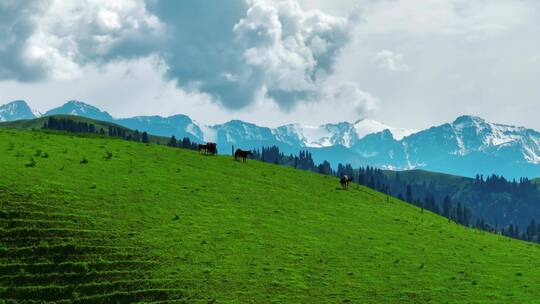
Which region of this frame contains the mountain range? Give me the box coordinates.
[2,99,539,179]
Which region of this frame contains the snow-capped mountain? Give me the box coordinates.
[1,100,539,178]
[44,100,114,122]
[396,115,540,177]
[0,100,38,122]
[273,119,416,148]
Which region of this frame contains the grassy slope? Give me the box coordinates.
[383,169,472,184]
[1,129,540,303]
[0,115,173,145]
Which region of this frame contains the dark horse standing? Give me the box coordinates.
[234,149,252,162]
[198,142,217,155]
[340,175,352,190]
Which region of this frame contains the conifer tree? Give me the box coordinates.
[168,136,177,147]
[443,195,452,218]
[142,132,149,143]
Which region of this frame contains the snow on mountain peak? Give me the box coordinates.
[354,118,417,140]
[270,119,417,148]
[64,100,99,114]
[447,115,540,161]
[0,100,36,121]
[453,115,485,125]
[44,100,113,121]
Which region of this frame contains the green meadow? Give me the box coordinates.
[1,128,539,303]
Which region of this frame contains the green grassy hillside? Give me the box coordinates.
[383,169,472,185]
[1,129,540,303]
[0,115,173,145]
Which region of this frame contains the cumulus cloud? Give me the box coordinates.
[0,0,375,116]
[0,0,163,81]
[374,50,408,72]
[25,0,163,80]
[330,0,540,130]
[324,82,377,116]
[355,0,533,39]
[232,0,349,108]
[0,1,47,81]
[147,0,352,110]
[8,0,540,131]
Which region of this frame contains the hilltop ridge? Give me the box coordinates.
[2,100,540,178]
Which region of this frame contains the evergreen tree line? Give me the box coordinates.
[475,174,537,201]
[501,219,540,242]
[344,166,540,243]
[167,135,199,150]
[247,145,540,244]
[250,147,317,171]
[42,117,201,152]
[43,117,151,144]
[125,130,149,143]
[44,117,102,134]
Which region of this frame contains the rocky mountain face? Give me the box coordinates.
[43,100,114,122]
[2,100,539,178]
[0,100,38,122]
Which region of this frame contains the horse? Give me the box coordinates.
[340,175,352,190]
[198,142,217,155]
[234,149,252,162]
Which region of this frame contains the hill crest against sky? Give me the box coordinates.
[2,99,540,179]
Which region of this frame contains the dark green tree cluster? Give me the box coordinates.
[501,219,540,243]
[317,161,333,175]
[43,117,97,134]
[250,147,318,171]
[108,126,126,138]
[475,174,537,197]
[43,117,156,145]
[167,135,199,150]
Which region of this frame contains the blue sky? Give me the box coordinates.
[1,0,539,130]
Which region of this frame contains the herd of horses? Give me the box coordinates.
[198,142,352,189]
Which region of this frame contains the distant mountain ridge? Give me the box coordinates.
[43,100,114,122]
[0,100,40,122]
[2,99,540,179]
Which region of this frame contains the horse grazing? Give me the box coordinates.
[234,149,252,162]
[340,175,352,190]
[198,142,217,155]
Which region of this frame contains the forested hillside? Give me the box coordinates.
[248,146,540,238]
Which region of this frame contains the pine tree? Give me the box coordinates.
[463,207,471,227]
[442,195,451,218]
[406,184,413,204]
[168,136,177,147]
[456,203,463,224]
[142,132,149,143]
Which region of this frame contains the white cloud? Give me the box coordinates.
[325,82,377,116]
[20,0,163,80]
[374,50,408,71]
[233,0,342,106]
[3,0,540,131]
[326,0,540,130]
[355,0,532,39]
[0,55,378,127]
